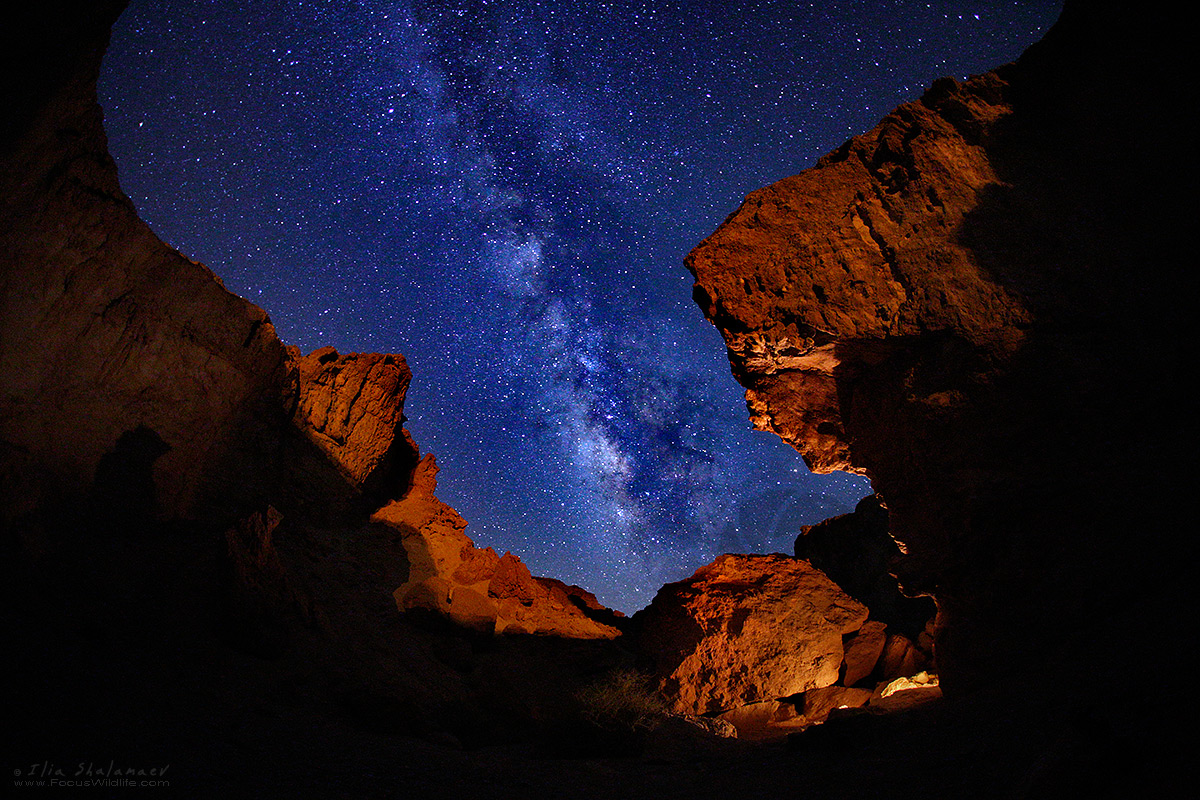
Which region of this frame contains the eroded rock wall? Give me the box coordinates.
[688,0,1191,702]
[0,1,296,532]
[3,2,625,762]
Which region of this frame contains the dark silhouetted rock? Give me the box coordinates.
[794,494,934,641]
[841,619,888,687]
[2,1,624,768]
[802,685,875,727]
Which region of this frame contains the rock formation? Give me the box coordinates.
[1,27,291,524]
[285,346,419,516]
[2,0,625,766]
[5,0,1189,793]
[634,553,867,715]
[378,454,622,638]
[794,494,934,641]
[633,549,936,739]
[687,0,1192,729]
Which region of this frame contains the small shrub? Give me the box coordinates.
[575,668,667,734]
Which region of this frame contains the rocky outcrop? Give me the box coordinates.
[379,455,622,639]
[687,0,1191,712]
[630,544,937,737]
[0,31,290,526]
[284,346,419,517]
[794,494,934,641]
[3,2,627,770]
[634,553,867,715]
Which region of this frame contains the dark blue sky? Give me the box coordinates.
[99,0,1062,613]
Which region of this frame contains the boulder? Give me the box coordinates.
[879,632,931,682]
[841,620,888,687]
[634,553,867,714]
[871,672,942,714]
[802,685,875,726]
[795,495,935,640]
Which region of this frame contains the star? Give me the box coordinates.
[100,0,1063,613]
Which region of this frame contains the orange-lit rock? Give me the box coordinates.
[687,0,1191,707]
[381,456,621,639]
[841,619,888,687]
[634,553,867,714]
[287,346,416,512]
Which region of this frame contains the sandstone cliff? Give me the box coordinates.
[1,0,290,526]
[687,0,1191,720]
[3,1,625,767]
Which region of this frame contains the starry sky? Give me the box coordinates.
[99,0,1063,614]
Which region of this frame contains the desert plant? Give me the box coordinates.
[575,668,668,734]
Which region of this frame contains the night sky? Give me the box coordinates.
[99,0,1062,613]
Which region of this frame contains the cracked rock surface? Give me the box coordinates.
[687,0,1192,707]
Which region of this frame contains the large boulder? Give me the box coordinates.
[634,553,867,714]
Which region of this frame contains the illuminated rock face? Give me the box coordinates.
[283,346,420,519]
[0,0,622,645]
[635,554,868,715]
[688,0,1190,701]
[377,455,622,639]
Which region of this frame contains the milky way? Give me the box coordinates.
[99,0,1062,613]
